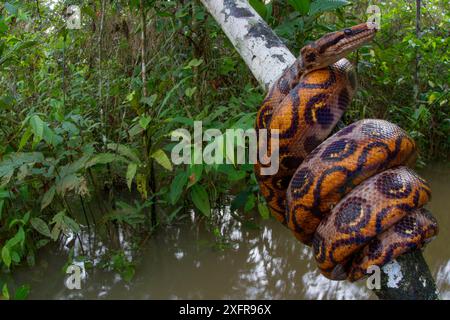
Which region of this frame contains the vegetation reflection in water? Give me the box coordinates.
[14,164,450,300]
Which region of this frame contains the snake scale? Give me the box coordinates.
[255,23,439,281]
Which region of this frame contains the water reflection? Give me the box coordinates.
[13,163,450,299]
[419,163,450,300]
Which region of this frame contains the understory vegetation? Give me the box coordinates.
[0,0,448,299]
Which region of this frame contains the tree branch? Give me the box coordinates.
[200,0,295,91]
[200,0,439,300]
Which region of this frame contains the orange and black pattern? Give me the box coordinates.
[254,23,439,281]
[256,59,356,224]
[348,207,438,281]
[286,119,418,244]
[312,166,435,280]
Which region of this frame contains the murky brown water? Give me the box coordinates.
[13,163,450,300]
[418,163,450,299]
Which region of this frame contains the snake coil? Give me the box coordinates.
[255,23,438,281]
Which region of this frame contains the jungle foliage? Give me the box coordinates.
[0,0,448,299]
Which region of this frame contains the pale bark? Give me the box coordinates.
[199,0,295,91]
[200,0,439,300]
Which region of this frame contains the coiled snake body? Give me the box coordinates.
[255,23,438,281]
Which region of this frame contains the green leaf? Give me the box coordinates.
[14,285,30,300]
[122,266,135,282]
[4,2,18,15]
[0,170,14,187]
[61,155,91,176]
[0,95,14,110]
[62,121,79,135]
[85,153,128,168]
[140,94,157,107]
[136,174,148,199]
[2,283,9,300]
[56,174,82,196]
[11,251,20,263]
[128,123,144,136]
[51,222,61,241]
[0,153,44,176]
[0,20,8,34]
[42,126,62,147]
[18,127,32,150]
[41,186,55,210]
[0,40,37,66]
[31,217,52,238]
[107,143,141,163]
[8,218,21,229]
[249,0,268,18]
[30,115,44,141]
[244,194,256,212]
[258,202,270,220]
[16,227,25,247]
[170,171,188,205]
[51,211,80,236]
[63,215,81,233]
[81,5,96,19]
[187,164,203,188]
[190,184,210,217]
[219,165,246,181]
[126,163,138,190]
[106,201,145,226]
[184,87,197,98]
[151,149,173,171]
[157,77,191,115]
[0,200,4,220]
[5,226,26,249]
[0,189,11,199]
[167,206,183,223]
[36,239,50,249]
[184,58,203,69]
[309,0,349,15]
[169,116,195,127]
[218,57,236,75]
[288,0,311,15]
[2,246,11,267]
[22,211,30,225]
[27,115,63,148]
[139,115,151,130]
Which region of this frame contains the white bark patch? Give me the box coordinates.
[382,260,404,288]
[200,0,295,90]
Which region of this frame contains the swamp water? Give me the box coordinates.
[13,163,450,299]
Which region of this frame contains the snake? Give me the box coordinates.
[255,23,439,281]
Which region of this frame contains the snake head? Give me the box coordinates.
[300,23,377,71]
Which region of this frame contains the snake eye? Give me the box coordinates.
[344,28,353,36]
